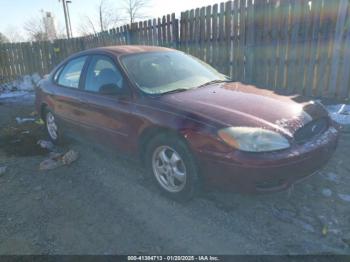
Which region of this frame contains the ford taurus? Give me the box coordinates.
[35,45,339,201]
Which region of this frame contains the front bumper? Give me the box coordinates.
[198,126,339,193]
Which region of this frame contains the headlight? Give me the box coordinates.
[218,127,290,152]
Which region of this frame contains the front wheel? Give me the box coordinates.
[145,134,201,201]
[44,109,61,144]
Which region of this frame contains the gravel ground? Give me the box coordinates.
[0,94,349,255]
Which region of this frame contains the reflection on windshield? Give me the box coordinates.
[121,51,228,95]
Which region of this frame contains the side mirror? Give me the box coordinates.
[99,83,124,96]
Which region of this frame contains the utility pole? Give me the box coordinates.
[99,4,103,31]
[66,0,73,38]
[59,0,72,39]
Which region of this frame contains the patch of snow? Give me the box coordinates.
[338,193,350,202]
[17,75,34,91]
[0,82,16,92]
[16,117,36,124]
[0,91,29,99]
[31,73,42,86]
[0,73,42,95]
[0,73,42,103]
[326,104,350,125]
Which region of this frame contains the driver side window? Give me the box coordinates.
[84,55,124,93]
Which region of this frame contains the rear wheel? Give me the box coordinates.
[145,134,200,201]
[44,109,61,144]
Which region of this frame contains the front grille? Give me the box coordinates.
[294,118,328,144]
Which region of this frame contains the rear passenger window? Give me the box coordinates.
[84,55,123,93]
[58,56,87,88]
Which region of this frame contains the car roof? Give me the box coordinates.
[78,45,175,57]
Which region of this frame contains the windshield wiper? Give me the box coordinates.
[197,79,231,88]
[161,88,189,95]
[158,79,231,95]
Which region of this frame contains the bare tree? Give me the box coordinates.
[4,26,25,43]
[24,11,61,41]
[78,16,98,36]
[78,0,122,36]
[55,22,68,39]
[99,0,121,31]
[123,0,150,24]
[24,16,48,41]
[0,32,9,44]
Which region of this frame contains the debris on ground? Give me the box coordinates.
[35,119,44,125]
[0,91,31,99]
[0,121,48,157]
[322,225,329,236]
[39,150,79,171]
[15,117,35,124]
[322,188,333,197]
[37,140,54,150]
[61,150,79,165]
[39,153,64,170]
[0,166,7,176]
[338,193,350,202]
[326,104,350,125]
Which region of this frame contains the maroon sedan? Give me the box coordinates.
[35,45,339,201]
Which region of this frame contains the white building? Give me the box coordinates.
[43,12,57,41]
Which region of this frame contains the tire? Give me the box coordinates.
[145,133,201,201]
[44,109,62,144]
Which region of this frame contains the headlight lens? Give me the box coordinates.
[218,127,290,152]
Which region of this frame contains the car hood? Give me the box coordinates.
[159,82,328,137]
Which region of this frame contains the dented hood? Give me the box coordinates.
[160,82,328,137]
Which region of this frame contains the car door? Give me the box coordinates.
[77,54,134,153]
[50,56,88,132]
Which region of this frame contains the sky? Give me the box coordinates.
[0,0,221,40]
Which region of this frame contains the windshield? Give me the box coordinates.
[121,51,228,95]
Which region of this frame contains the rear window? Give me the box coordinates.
[58,56,87,88]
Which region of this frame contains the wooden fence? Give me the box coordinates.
[1,0,350,99]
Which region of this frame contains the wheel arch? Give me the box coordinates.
[138,126,192,164]
[40,103,48,120]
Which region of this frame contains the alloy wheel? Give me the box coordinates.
[152,145,187,193]
[46,111,58,141]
